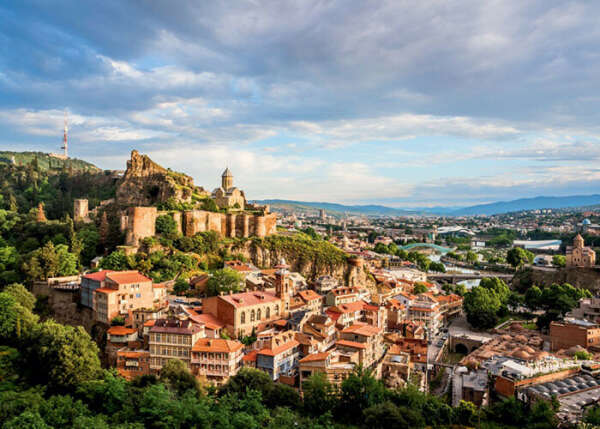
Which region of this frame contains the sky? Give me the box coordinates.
[2,1,600,208]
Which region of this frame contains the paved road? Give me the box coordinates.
[448,315,495,342]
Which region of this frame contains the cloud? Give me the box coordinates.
[3,1,600,205]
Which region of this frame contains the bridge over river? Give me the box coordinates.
[399,243,455,253]
[427,272,514,283]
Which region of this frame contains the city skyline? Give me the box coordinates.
[2,1,600,207]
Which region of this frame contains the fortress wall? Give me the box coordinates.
[126,207,157,246]
[227,214,236,238]
[166,209,276,239]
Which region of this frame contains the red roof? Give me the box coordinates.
[188,313,225,330]
[83,270,114,281]
[336,339,366,349]
[298,290,322,302]
[192,338,243,353]
[95,288,118,294]
[220,290,280,308]
[107,271,152,285]
[299,351,330,363]
[108,326,136,336]
[342,323,382,336]
[258,340,299,356]
[243,350,258,362]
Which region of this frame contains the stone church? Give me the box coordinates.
[212,168,246,210]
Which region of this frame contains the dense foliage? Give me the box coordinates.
[256,233,348,270]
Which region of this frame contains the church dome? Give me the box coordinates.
[222,168,233,177]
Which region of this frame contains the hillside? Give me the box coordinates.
[0,151,101,172]
[255,199,418,217]
[450,194,600,216]
[258,195,600,217]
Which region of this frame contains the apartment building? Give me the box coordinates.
[149,319,205,371]
[550,319,600,351]
[256,331,300,380]
[299,350,357,389]
[92,271,154,324]
[191,338,244,385]
[116,349,151,380]
[336,323,384,369]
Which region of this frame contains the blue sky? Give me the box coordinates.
[2,1,600,207]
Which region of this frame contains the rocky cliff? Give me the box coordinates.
[228,238,376,291]
[116,150,206,206]
[513,266,600,292]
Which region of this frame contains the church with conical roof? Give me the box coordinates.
[566,234,596,267]
[211,168,246,210]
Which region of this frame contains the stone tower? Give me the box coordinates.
[574,234,585,248]
[222,168,233,190]
[73,199,89,222]
[36,203,47,222]
[274,258,291,317]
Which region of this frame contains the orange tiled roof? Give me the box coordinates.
[83,270,114,281]
[243,350,258,362]
[336,339,367,349]
[95,288,119,294]
[117,349,149,358]
[143,319,156,327]
[220,290,280,308]
[328,300,365,314]
[108,326,136,336]
[258,339,299,356]
[107,271,152,285]
[192,338,243,353]
[299,351,330,363]
[298,290,322,302]
[188,313,225,330]
[342,323,382,336]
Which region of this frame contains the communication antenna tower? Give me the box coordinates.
[61,111,68,158]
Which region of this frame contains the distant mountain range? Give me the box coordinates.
[257,195,600,217]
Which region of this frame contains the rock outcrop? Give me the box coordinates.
[227,240,375,291]
[116,150,206,206]
[513,266,600,292]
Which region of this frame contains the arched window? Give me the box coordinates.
[257,308,262,320]
[266,307,270,319]
[251,310,255,322]
[241,311,245,324]
[275,305,279,315]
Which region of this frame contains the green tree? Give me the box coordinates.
[0,292,38,343]
[3,411,50,429]
[100,250,131,271]
[206,268,244,296]
[428,261,446,273]
[173,279,190,295]
[338,366,385,422]
[507,247,534,267]
[465,251,478,264]
[159,358,201,396]
[552,254,566,267]
[413,283,428,294]
[302,372,336,417]
[24,320,102,392]
[155,215,178,238]
[3,283,36,311]
[463,286,501,329]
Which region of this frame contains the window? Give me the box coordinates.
[241,311,246,324]
[251,310,255,322]
[275,305,279,315]
[257,309,261,320]
[266,307,270,319]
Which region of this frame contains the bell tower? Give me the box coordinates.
[275,258,290,317]
[222,167,233,190]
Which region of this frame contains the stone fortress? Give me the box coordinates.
[74,150,277,248]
